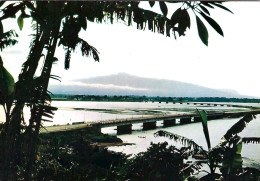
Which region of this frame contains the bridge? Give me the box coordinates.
[90,109,260,134]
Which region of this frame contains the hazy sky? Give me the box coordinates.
[1,2,260,97]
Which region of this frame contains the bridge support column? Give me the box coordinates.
[117,124,132,135]
[180,118,191,125]
[194,117,202,123]
[143,121,157,130]
[163,119,176,127]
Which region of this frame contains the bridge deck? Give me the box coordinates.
[41,109,260,133]
[91,109,260,128]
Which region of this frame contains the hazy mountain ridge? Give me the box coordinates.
[49,73,246,98]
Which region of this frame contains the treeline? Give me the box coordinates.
[51,94,260,103]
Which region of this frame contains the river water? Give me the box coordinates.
[1,101,260,167]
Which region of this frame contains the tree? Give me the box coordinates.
[154,112,260,180]
[0,1,232,180]
[124,142,201,181]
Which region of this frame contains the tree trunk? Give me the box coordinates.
[0,24,51,181]
[23,21,61,181]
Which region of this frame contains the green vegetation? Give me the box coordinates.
[24,127,126,181]
[0,1,249,180]
[52,94,260,103]
[155,112,260,180]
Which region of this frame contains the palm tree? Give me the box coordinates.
[154,112,260,180]
[0,1,232,180]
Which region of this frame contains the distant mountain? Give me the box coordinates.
[49,73,246,98]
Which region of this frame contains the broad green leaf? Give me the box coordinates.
[17,14,24,30]
[200,12,224,36]
[197,109,211,150]
[159,1,168,17]
[149,1,155,8]
[223,154,242,169]
[232,154,242,168]
[236,138,242,154]
[196,16,208,46]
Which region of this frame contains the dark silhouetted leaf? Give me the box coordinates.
[0,1,5,8]
[0,21,3,35]
[200,12,223,36]
[171,8,182,25]
[178,9,190,35]
[0,56,15,108]
[149,1,155,8]
[24,1,35,10]
[0,3,23,20]
[201,2,214,9]
[171,8,190,36]
[159,1,168,17]
[166,1,182,3]
[17,14,24,30]
[154,130,206,154]
[224,114,255,140]
[196,16,208,46]
[199,4,210,16]
[212,3,233,14]
[79,16,87,30]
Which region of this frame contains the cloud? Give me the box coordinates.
[55,81,148,91]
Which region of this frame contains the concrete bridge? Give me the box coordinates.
[166,102,231,107]
[91,109,260,134]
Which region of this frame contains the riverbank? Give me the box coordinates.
[40,125,122,144]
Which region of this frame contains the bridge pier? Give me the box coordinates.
[117,124,132,135]
[143,121,157,130]
[163,119,176,127]
[180,117,191,125]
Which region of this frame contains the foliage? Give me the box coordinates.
[22,127,126,181]
[124,142,201,181]
[155,113,260,180]
[154,130,206,155]
[0,1,232,180]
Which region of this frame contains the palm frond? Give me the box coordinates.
[64,48,71,70]
[50,75,61,82]
[154,130,206,154]
[79,38,99,62]
[242,137,260,144]
[0,30,18,51]
[224,114,256,140]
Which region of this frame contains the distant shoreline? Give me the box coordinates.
[51,95,260,103]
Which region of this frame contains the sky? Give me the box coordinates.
[1,2,260,97]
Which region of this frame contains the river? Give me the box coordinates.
[1,101,260,167]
